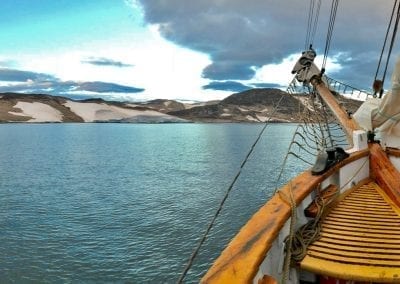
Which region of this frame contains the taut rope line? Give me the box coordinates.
[177,92,288,283]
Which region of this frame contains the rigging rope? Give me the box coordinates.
[320,98,335,148]
[177,92,288,283]
[287,186,326,263]
[277,75,364,281]
[311,0,322,47]
[275,78,349,192]
[382,1,400,89]
[279,182,296,284]
[285,156,369,265]
[322,0,340,70]
[374,0,400,96]
[305,0,322,49]
[305,0,315,49]
[374,0,399,84]
[180,69,350,283]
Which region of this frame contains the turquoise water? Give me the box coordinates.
[0,123,305,283]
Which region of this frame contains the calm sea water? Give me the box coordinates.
[0,123,306,283]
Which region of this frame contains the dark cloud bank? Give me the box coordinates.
[0,68,144,98]
[81,57,134,68]
[139,0,398,91]
[202,81,251,92]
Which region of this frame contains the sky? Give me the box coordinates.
[0,0,398,102]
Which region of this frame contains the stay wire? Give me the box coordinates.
[310,0,322,45]
[374,0,399,82]
[382,1,400,86]
[305,0,315,49]
[322,0,340,70]
[177,93,287,283]
[305,0,322,49]
[322,0,338,68]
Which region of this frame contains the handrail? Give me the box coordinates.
[324,76,376,100]
[386,147,400,157]
[201,149,369,283]
[370,143,400,207]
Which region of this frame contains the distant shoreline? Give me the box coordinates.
[0,89,362,124]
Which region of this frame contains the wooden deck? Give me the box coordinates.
[201,150,369,283]
[301,181,400,282]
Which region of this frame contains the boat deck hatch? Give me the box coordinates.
[300,181,400,282]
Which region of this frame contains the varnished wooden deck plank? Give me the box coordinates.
[301,181,400,282]
[322,219,397,230]
[309,242,400,254]
[322,224,400,235]
[316,237,400,249]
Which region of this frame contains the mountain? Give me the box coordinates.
[0,93,187,123]
[0,89,362,123]
[136,99,186,113]
[168,88,305,122]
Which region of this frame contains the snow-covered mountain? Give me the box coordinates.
[0,93,188,123]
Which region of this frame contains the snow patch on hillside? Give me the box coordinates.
[64,101,186,122]
[9,102,63,122]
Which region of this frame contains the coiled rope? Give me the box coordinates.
[279,182,296,284]
[282,156,369,282]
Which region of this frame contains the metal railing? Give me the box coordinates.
[324,76,373,101]
[287,75,376,101]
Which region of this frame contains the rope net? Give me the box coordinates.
[274,76,363,190]
[276,77,365,281]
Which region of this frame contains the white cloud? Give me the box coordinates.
[0,81,24,87]
[252,53,343,86]
[4,30,345,102]
[124,25,213,100]
[11,25,231,102]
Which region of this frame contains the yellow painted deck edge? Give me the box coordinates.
[301,256,400,283]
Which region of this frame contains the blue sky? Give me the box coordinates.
[1,1,130,53]
[0,0,398,101]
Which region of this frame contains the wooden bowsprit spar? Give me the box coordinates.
[310,77,360,146]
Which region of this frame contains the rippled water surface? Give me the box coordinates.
[0,123,306,283]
